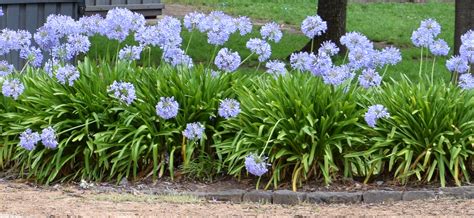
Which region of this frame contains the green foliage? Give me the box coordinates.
[357,76,474,186]
[216,73,366,190]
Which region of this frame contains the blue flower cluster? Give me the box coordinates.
[56,64,80,86]
[265,60,287,77]
[301,15,327,38]
[447,30,474,77]
[218,98,241,119]
[183,122,205,140]
[108,81,136,105]
[244,154,269,177]
[19,127,58,151]
[365,104,390,128]
[156,97,179,120]
[2,79,24,100]
[214,48,241,73]
[0,60,14,77]
[246,38,272,62]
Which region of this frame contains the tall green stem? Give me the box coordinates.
[259,119,283,158]
[185,31,194,54]
[418,48,423,78]
[431,56,436,84]
[207,46,219,70]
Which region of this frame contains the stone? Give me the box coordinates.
[243,190,272,203]
[306,192,362,204]
[272,190,306,205]
[363,190,403,203]
[402,190,436,201]
[439,186,474,199]
[204,189,245,203]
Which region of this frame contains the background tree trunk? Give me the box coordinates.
[300,0,348,54]
[454,0,474,55]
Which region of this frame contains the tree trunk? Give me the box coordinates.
[300,0,348,54]
[454,0,474,55]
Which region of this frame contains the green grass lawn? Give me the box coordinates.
[90,0,455,81]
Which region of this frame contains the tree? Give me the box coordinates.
[454,0,474,54]
[300,0,348,54]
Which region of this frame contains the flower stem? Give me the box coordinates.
[255,62,261,73]
[240,52,255,67]
[311,39,315,54]
[185,31,194,54]
[259,119,283,158]
[207,45,219,70]
[148,46,152,68]
[342,50,349,64]
[418,47,423,78]
[431,56,436,84]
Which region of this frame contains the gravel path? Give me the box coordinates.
[0,182,472,217]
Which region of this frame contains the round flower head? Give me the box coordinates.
[429,39,450,56]
[301,15,327,38]
[41,127,58,149]
[118,45,143,61]
[290,52,312,72]
[420,18,441,37]
[218,98,240,119]
[183,122,205,140]
[460,31,474,64]
[67,34,91,56]
[20,46,43,67]
[311,54,333,76]
[266,60,287,77]
[411,28,434,48]
[340,32,373,50]
[78,14,104,36]
[446,55,469,74]
[318,41,339,57]
[359,68,382,89]
[201,11,236,46]
[260,22,282,43]
[108,81,136,105]
[52,44,74,62]
[245,154,269,177]
[365,104,390,128]
[379,46,402,66]
[34,26,60,51]
[322,65,353,86]
[459,73,474,90]
[214,48,241,73]
[0,60,14,76]
[103,8,136,42]
[234,16,252,36]
[2,79,24,100]
[348,47,375,70]
[163,47,194,68]
[156,96,179,120]
[56,64,80,86]
[19,129,40,151]
[184,11,206,31]
[246,38,271,62]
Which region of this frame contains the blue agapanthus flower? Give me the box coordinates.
[20,46,43,67]
[19,129,41,151]
[429,39,450,56]
[118,45,143,61]
[365,104,390,128]
[218,98,240,119]
[56,64,80,86]
[183,122,205,140]
[459,73,474,90]
[0,60,14,76]
[340,32,373,50]
[103,8,141,42]
[156,96,179,120]
[108,81,136,105]
[318,41,339,56]
[322,65,353,86]
[34,26,60,51]
[301,15,327,38]
[78,14,104,36]
[446,55,469,74]
[308,53,333,76]
[348,47,375,70]
[200,11,236,46]
[41,127,58,149]
[234,16,252,36]
[379,46,402,66]
[260,22,282,43]
[411,28,434,48]
[420,18,441,38]
[265,60,287,77]
[460,30,474,64]
[184,11,206,32]
[214,48,241,73]
[290,52,311,72]
[67,34,91,56]
[246,38,271,62]
[245,154,269,177]
[2,79,24,100]
[52,44,74,62]
[359,68,382,89]
[163,47,194,68]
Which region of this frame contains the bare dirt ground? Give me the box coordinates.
[0,182,473,217]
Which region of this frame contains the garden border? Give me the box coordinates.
[91,185,474,205]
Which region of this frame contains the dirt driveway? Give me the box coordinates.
[0,182,473,217]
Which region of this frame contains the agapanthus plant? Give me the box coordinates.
[41,127,58,149]
[245,154,269,177]
[218,98,240,119]
[156,96,179,120]
[183,122,205,140]
[260,22,282,43]
[19,129,41,151]
[246,38,271,62]
[0,60,14,76]
[2,78,24,100]
[265,60,287,77]
[108,81,136,105]
[214,48,241,73]
[56,64,80,86]
[364,104,390,128]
